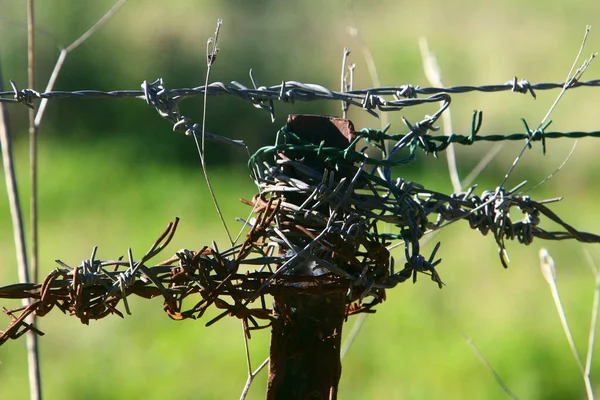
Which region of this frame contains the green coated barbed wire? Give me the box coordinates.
[357,117,598,155]
[249,114,599,175]
[249,114,600,273]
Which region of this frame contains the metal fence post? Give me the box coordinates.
[265,115,356,400]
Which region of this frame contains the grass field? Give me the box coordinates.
[1,1,600,399]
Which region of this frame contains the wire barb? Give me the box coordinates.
[3,77,600,120]
[2,108,600,344]
[1,56,600,353]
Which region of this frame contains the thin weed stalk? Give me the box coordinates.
[239,320,269,400]
[340,313,367,360]
[419,37,461,193]
[27,0,38,283]
[461,332,520,400]
[501,26,596,188]
[539,249,594,400]
[419,38,518,399]
[24,2,43,399]
[583,250,599,381]
[193,19,234,245]
[339,14,397,359]
[34,0,127,128]
[0,64,41,400]
[16,2,127,398]
[461,143,504,188]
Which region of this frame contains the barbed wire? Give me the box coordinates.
[2,67,600,348]
[2,112,600,345]
[4,76,600,154]
[3,75,600,121]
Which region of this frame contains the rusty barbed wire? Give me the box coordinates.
[2,110,600,346]
[2,63,600,346]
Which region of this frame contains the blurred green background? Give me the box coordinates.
[1,0,600,399]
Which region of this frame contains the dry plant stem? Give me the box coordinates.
[419,38,461,193]
[524,141,578,194]
[340,47,350,119]
[583,250,599,381]
[34,0,127,127]
[339,21,389,354]
[346,24,388,130]
[0,66,41,400]
[462,333,519,400]
[239,322,269,400]
[23,3,126,398]
[461,144,504,188]
[25,2,43,399]
[340,312,366,360]
[416,44,507,398]
[28,0,38,284]
[0,83,28,289]
[501,26,595,188]
[240,358,269,400]
[420,36,524,400]
[540,249,594,400]
[540,26,592,129]
[195,19,234,245]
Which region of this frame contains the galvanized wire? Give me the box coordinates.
[4,76,600,151]
[4,113,600,346]
[2,76,600,118]
[2,75,600,347]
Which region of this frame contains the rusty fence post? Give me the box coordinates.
[265,115,357,400]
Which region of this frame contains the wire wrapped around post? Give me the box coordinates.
[264,115,357,399]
